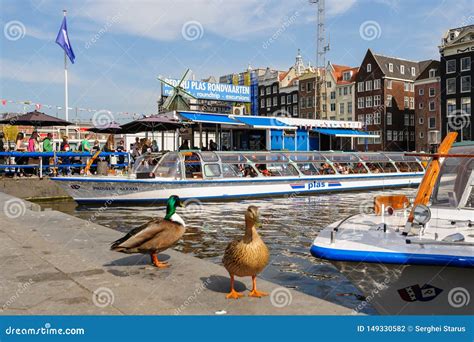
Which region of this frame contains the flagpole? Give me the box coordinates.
[63,9,69,136]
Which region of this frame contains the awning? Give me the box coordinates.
[232,116,296,130]
[179,112,243,125]
[313,128,379,138]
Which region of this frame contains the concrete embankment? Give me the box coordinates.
[0,191,358,315]
[0,177,69,200]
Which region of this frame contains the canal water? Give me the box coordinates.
[39,187,417,314]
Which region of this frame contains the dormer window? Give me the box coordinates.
[367,63,372,72]
[342,71,351,81]
[400,65,405,74]
[411,67,416,76]
[388,63,393,72]
[429,69,436,78]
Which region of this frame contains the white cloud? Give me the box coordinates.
[75,0,356,42]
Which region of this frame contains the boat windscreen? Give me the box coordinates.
[199,151,219,162]
[219,153,247,163]
[385,153,419,162]
[155,152,181,178]
[358,153,390,162]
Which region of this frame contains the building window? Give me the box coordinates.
[410,114,415,126]
[281,95,286,105]
[404,96,409,108]
[419,102,423,109]
[404,113,409,126]
[367,63,372,72]
[410,83,415,92]
[419,117,424,124]
[330,103,336,112]
[348,102,353,114]
[374,95,381,106]
[272,85,277,93]
[343,71,351,81]
[387,130,392,141]
[461,76,471,93]
[266,98,271,107]
[260,88,264,96]
[447,78,456,94]
[446,59,456,74]
[300,83,305,91]
[266,86,271,95]
[429,69,436,78]
[374,112,381,124]
[389,63,393,72]
[419,131,424,139]
[387,112,392,125]
[387,79,392,89]
[357,97,365,109]
[327,81,332,88]
[419,88,424,96]
[338,88,342,96]
[410,131,415,141]
[429,87,435,97]
[358,114,365,123]
[322,104,327,112]
[461,57,471,71]
[461,97,471,115]
[272,96,277,106]
[260,99,265,108]
[429,101,435,111]
[330,91,336,100]
[373,79,381,89]
[400,65,405,74]
[373,131,381,144]
[293,94,298,103]
[287,94,291,103]
[386,95,392,107]
[429,117,436,129]
[357,82,364,92]
[293,105,298,117]
[308,82,313,92]
[366,113,373,125]
[366,80,372,91]
[343,87,348,95]
[366,96,373,108]
[447,99,456,116]
[410,97,415,109]
[404,82,410,91]
[411,67,416,76]
[393,130,398,141]
[301,97,306,109]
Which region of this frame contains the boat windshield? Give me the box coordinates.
[132,153,164,175]
[386,153,424,172]
[154,152,182,178]
[432,146,474,208]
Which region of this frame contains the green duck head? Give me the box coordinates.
[164,195,184,220]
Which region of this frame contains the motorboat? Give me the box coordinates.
[311,134,473,314]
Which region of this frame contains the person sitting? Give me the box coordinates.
[179,140,190,151]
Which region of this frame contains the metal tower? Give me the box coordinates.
[309,0,329,119]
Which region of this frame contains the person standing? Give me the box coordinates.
[42,133,54,175]
[14,132,27,177]
[116,140,126,167]
[60,135,71,175]
[209,139,217,151]
[81,133,92,152]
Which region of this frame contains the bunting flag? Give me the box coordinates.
[1,99,6,105]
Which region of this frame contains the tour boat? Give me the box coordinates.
[311,136,473,314]
[52,150,425,204]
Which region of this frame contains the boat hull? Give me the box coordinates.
[51,173,422,204]
[311,212,474,314]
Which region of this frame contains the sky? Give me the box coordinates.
[0,0,473,123]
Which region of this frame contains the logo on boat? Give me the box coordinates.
[397,283,443,302]
[70,184,81,190]
[290,181,342,190]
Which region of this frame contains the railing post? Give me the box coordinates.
[39,157,43,178]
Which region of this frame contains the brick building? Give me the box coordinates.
[355,49,420,151]
[439,25,473,143]
[414,60,441,152]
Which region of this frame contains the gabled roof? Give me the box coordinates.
[368,49,420,81]
[332,64,359,85]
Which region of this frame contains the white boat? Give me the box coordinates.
[52,151,425,205]
[311,140,473,314]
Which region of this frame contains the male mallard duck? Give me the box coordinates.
[222,205,270,299]
[111,195,185,268]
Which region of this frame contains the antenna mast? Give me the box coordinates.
[309,0,329,119]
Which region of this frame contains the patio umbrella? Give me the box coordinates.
[0,110,73,127]
[120,115,185,133]
[88,121,122,134]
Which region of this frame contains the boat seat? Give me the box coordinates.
[374,195,409,215]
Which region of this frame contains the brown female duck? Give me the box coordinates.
[111,195,185,268]
[222,205,270,299]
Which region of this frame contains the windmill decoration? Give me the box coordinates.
[158,69,197,111]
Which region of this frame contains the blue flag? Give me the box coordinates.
[56,17,75,64]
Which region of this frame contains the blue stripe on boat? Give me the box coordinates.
[310,245,474,268]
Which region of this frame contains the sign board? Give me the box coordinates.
[162,79,251,103]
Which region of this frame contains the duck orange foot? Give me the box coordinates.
[226,290,244,299]
[248,289,268,298]
[151,254,170,268]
